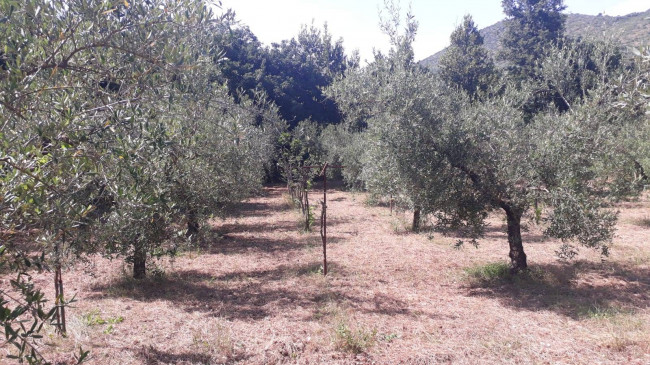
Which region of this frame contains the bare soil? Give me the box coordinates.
[3,185,649,364]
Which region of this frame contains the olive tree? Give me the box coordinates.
[321,123,368,190]
[621,46,650,184]
[99,83,281,278]
[330,31,645,272]
[325,3,431,230]
[1,0,280,359]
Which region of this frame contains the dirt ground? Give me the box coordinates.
[4,185,649,364]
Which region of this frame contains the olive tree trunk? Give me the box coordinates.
[186,210,199,238]
[133,244,147,279]
[503,205,527,273]
[412,206,421,232]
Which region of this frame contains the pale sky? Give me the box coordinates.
[222,0,650,63]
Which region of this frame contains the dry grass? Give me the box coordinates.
[3,186,650,364]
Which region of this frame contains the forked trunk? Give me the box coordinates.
[412,206,421,232]
[133,245,146,279]
[504,205,527,273]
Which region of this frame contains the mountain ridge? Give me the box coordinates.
[420,8,650,70]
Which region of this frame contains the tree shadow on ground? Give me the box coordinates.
[201,231,348,256]
[200,234,305,256]
[309,179,347,191]
[323,217,352,226]
[137,344,249,365]
[430,222,550,245]
[368,293,412,316]
[91,266,315,321]
[481,230,548,244]
[91,261,416,322]
[217,221,300,235]
[203,213,352,255]
[464,260,650,320]
[228,200,290,219]
[630,217,650,228]
[217,216,351,236]
[224,186,290,218]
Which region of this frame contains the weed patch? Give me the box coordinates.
[82,309,124,335]
[379,333,399,342]
[463,261,553,287]
[600,313,649,352]
[464,262,512,285]
[297,262,324,276]
[190,321,234,360]
[577,304,632,320]
[332,321,377,354]
[82,310,124,327]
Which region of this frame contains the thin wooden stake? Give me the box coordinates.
[53,267,60,331]
[303,163,344,276]
[54,231,66,335]
[322,164,328,275]
[56,265,66,335]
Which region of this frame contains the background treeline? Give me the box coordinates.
[1,0,649,363]
[216,14,357,127]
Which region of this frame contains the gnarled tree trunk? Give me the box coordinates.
[503,205,527,273]
[412,205,421,232]
[186,210,199,238]
[133,244,146,279]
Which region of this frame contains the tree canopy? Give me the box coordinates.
[499,0,567,81]
[1,1,282,360]
[438,15,498,100]
[328,9,646,272]
[217,20,356,128]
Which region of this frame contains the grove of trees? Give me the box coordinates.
[1,0,284,361]
[324,0,649,272]
[1,0,648,363]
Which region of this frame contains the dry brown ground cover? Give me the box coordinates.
[3,185,650,364]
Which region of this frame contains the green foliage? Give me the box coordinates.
[0,0,281,277]
[83,309,123,335]
[464,262,512,283]
[217,19,356,127]
[1,0,281,358]
[333,322,377,354]
[327,3,426,218]
[305,205,316,231]
[464,261,553,287]
[278,120,325,226]
[438,15,499,100]
[623,46,650,184]
[379,333,399,342]
[378,0,419,66]
[278,120,325,183]
[499,0,567,81]
[329,5,645,271]
[577,305,630,320]
[0,246,87,364]
[321,124,367,189]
